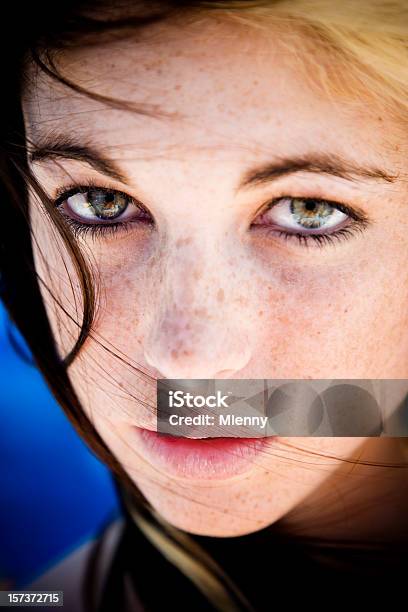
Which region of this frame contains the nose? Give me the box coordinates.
[144,304,253,379]
[142,240,255,379]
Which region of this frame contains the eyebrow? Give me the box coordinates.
[238,153,398,190]
[29,133,398,189]
[28,134,128,184]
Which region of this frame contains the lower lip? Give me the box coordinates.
[133,427,277,480]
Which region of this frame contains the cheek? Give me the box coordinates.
[250,251,408,377]
[30,204,86,357]
[29,207,155,423]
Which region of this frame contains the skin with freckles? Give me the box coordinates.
[23,16,408,539]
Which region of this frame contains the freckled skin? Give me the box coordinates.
[24,16,408,539]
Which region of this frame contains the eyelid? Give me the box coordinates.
[54,178,114,204]
[53,179,137,206]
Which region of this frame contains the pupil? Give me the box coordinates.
[89,189,113,206]
[305,201,316,211]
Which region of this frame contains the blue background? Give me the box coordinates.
[0,303,120,588]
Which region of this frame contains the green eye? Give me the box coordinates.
[55,184,153,230]
[253,196,348,233]
[251,196,369,247]
[65,189,130,221]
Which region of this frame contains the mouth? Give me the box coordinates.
[132,426,277,480]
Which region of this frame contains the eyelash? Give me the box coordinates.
[269,224,366,247]
[53,180,369,247]
[60,216,135,240]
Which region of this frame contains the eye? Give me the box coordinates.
[53,184,154,240]
[253,197,349,232]
[55,186,151,224]
[251,196,369,246]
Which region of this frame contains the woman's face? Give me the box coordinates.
[24,16,408,536]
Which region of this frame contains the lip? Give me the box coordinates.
[132,426,277,480]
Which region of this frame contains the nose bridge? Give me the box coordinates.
[163,236,219,314]
[153,236,227,347]
[143,235,254,378]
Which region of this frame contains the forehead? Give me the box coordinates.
[22,15,396,167]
